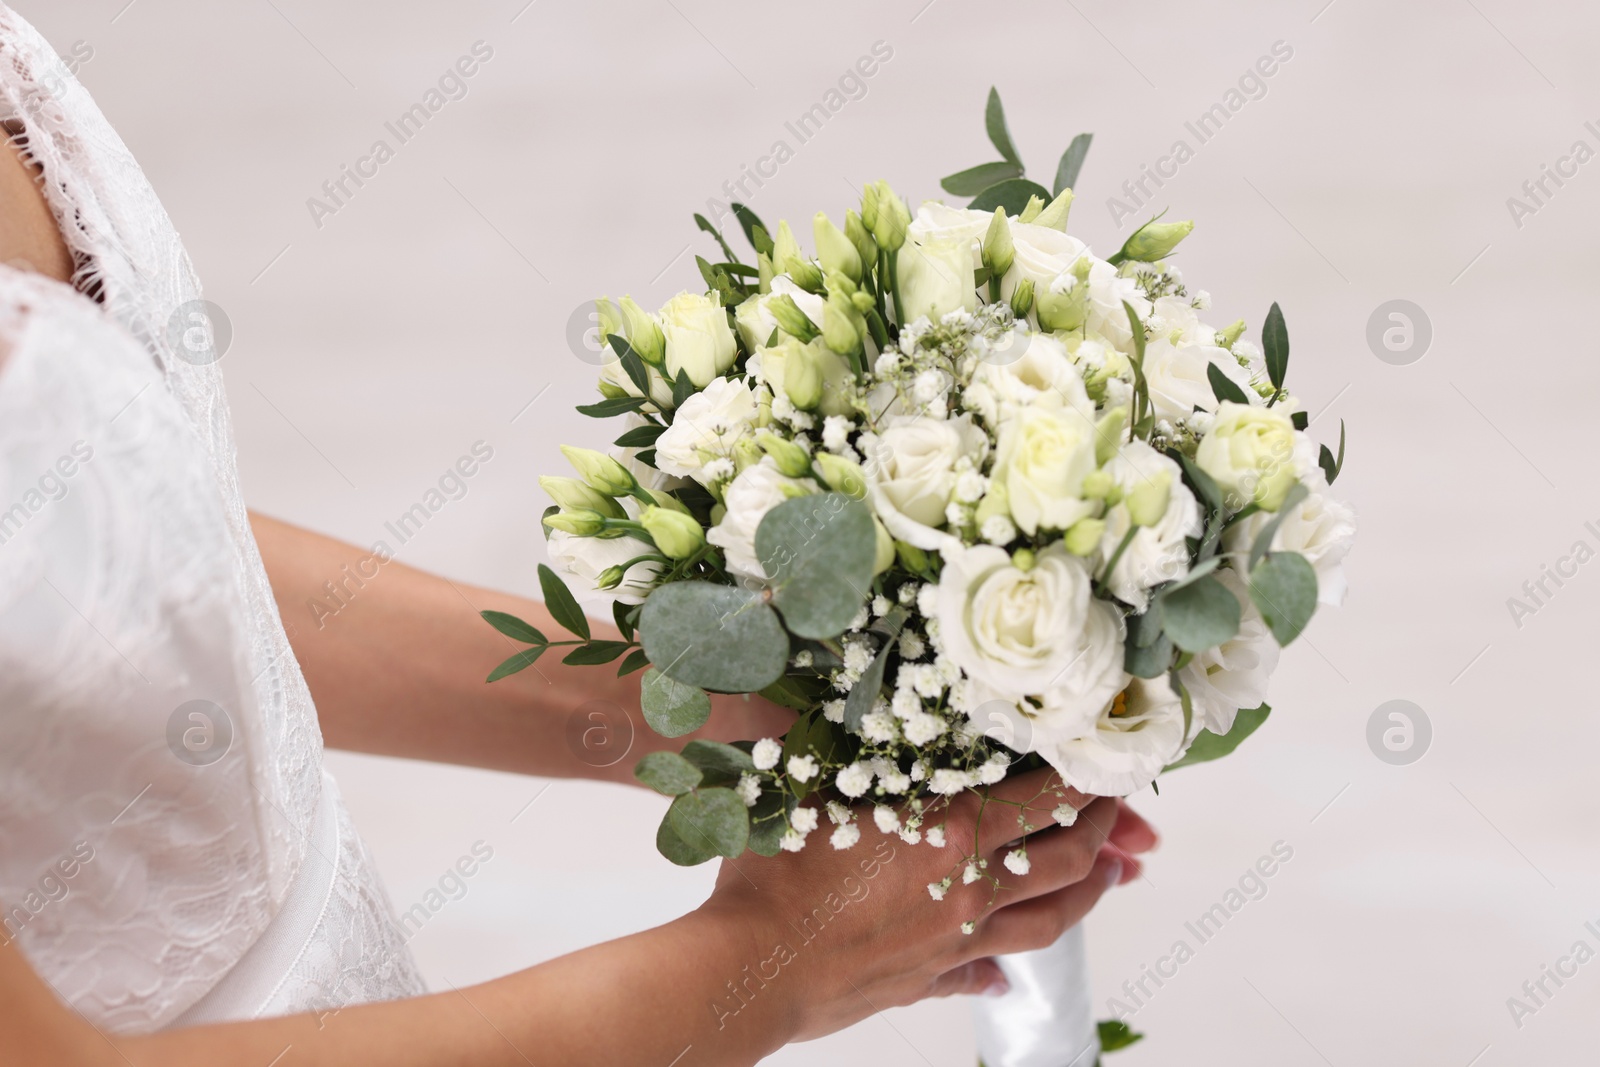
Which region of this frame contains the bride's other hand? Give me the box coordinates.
[696,769,1133,1044]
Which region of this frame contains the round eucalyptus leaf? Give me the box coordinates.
[656,810,717,866]
[1160,573,1241,653]
[755,493,876,639]
[1249,552,1319,646]
[668,787,750,858]
[639,668,712,738]
[633,751,702,796]
[639,581,789,692]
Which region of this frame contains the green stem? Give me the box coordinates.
[887,248,905,326]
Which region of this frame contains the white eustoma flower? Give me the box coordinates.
[908,200,994,250]
[751,738,782,770]
[1148,294,1217,347]
[705,459,813,582]
[862,415,988,551]
[999,223,1090,319]
[964,330,1097,428]
[937,543,1126,738]
[546,529,664,605]
[1224,478,1357,606]
[1098,440,1204,611]
[1178,568,1279,735]
[1047,677,1187,796]
[898,234,977,324]
[655,377,758,485]
[659,291,738,387]
[990,404,1099,536]
[733,276,826,353]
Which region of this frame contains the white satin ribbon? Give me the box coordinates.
[972,923,1099,1067]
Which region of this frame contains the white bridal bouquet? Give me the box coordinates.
[485,90,1354,1064]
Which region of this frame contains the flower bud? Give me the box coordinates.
[981,208,1014,278]
[1216,319,1246,348]
[869,181,909,252]
[1121,220,1194,263]
[783,340,824,410]
[1009,277,1035,319]
[1017,195,1046,224]
[1124,470,1172,527]
[1064,517,1105,556]
[895,540,929,575]
[639,505,704,559]
[1080,469,1116,501]
[618,296,665,365]
[595,296,623,344]
[757,250,776,294]
[1094,407,1128,465]
[1011,547,1036,571]
[733,436,764,474]
[768,294,819,342]
[774,220,823,290]
[596,565,626,590]
[540,474,625,518]
[814,212,863,284]
[1033,188,1076,231]
[560,445,636,496]
[873,518,895,576]
[822,290,864,357]
[973,480,1010,526]
[845,210,878,273]
[814,451,867,498]
[860,182,881,232]
[756,431,811,477]
[777,480,813,500]
[544,508,608,536]
[641,485,690,515]
[1035,256,1092,333]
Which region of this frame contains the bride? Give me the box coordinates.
[0,6,1154,1064]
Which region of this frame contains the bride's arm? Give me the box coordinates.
[250,513,791,783]
[4,776,1140,1067]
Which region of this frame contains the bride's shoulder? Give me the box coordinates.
[0,125,73,288]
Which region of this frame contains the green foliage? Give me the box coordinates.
[1262,301,1289,394]
[1249,552,1318,646]
[538,564,591,641]
[1159,573,1241,654]
[1320,419,1346,485]
[756,493,877,639]
[640,668,713,738]
[1165,704,1272,772]
[668,788,749,858]
[937,87,1094,212]
[637,581,789,692]
[1097,1018,1146,1053]
[634,751,702,796]
[1206,361,1249,406]
[1054,132,1093,195]
[485,647,544,682]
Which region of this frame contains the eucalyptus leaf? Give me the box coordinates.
[480,610,546,646]
[968,178,1051,214]
[681,739,758,783]
[756,493,876,639]
[668,788,749,858]
[640,667,713,738]
[538,564,591,641]
[634,751,702,796]
[1164,704,1272,772]
[1262,302,1289,391]
[1053,133,1093,195]
[941,160,1025,196]
[1249,552,1319,646]
[638,581,789,692]
[655,809,717,866]
[761,674,825,712]
[1124,630,1173,679]
[1247,483,1311,570]
[747,789,798,857]
[1159,574,1241,653]
[843,641,891,731]
[984,86,1021,164]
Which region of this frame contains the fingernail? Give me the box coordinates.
[984,977,1011,997]
[1105,858,1124,888]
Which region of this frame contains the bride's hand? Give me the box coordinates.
[694,769,1143,1044]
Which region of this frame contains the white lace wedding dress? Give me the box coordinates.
[0,4,425,1033]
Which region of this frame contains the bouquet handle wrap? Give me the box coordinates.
[972,923,1099,1067]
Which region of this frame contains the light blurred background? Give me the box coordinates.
[15,0,1600,1062]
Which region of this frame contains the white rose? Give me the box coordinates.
[659,291,738,387]
[1098,441,1203,611]
[999,224,1090,329]
[1084,259,1150,354]
[897,234,977,324]
[1046,676,1187,796]
[938,543,1126,718]
[1178,568,1279,735]
[733,276,825,353]
[547,529,664,605]
[1195,401,1299,512]
[654,377,758,485]
[1225,480,1357,605]
[1142,341,1257,426]
[705,459,813,582]
[964,330,1096,428]
[990,404,1098,536]
[863,415,988,551]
